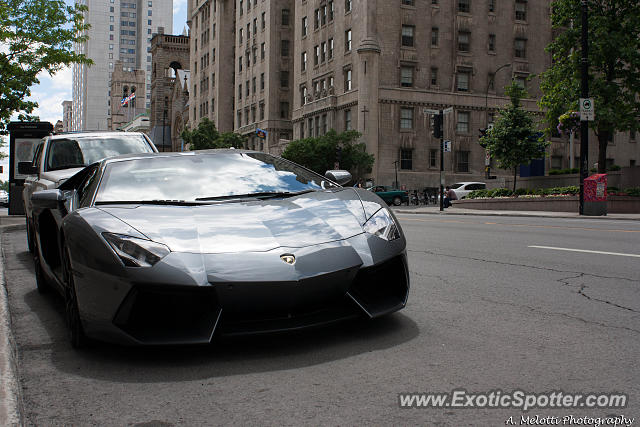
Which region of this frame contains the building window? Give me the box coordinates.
[431,67,438,86]
[281,71,289,87]
[282,9,290,26]
[321,4,327,26]
[515,76,527,88]
[551,155,563,170]
[456,111,470,133]
[488,0,495,12]
[301,51,307,71]
[515,0,527,20]
[238,84,242,99]
[260,73,265,90]
[302,16,308,36]
[259,102,265,120]
[400,149,413,170]
[345,0,352,13]
[402,0,415,5]
[261,12,266,29]
[515,38,527,58]
[456,151,470,172]
[301,86,307,104]
[431,27,439,47]
[401,25,415,47]
[238,56,242,71]
[314,45,320,65]
[458,31,470,52]
[429,149,437,168]
[344,109,352,130]
[458,0,470,13]
[246,80,250,96]
[328,38,334,59]
[488,73,495,91]
[400,107,414,129]
[329,1,334,20]
[488,34,496,52]
[345,29,352,52]
[252,77,256,93]
[281,39,290,57]
[344,68,352,91]
[314,9,320,29]
[321,42,327,62]
[239,28,243,44]
[261,42,265,59]
[457,71,470,91]
[400,66,413,87]
[321,114,328,134]
[309,118,314,136]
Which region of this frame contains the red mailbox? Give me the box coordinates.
[584,174,607,215]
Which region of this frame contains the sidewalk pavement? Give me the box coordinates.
[393,205,640,221]
[0,216,25,426]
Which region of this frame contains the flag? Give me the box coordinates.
[256,128,267,139]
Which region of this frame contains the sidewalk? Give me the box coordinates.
[0,217,24,426]
[393,205,640,221]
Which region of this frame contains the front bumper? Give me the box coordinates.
[74,234,409,345]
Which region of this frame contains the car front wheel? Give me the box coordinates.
[62,246,88,349]
[393,196,402,206]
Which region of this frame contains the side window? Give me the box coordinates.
[78,166,100,208]
[32,142,44,169]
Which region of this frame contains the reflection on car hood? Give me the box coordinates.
[97,189,373,253]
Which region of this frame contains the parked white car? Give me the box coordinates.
[19,131,158,253]
[450,182,486,199]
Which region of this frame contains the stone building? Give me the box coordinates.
[149,29,190,151]
[109,61,147,131]
[61,100,73,132]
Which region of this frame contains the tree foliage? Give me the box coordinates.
[180,118,246,150]
[539,0,640,173]
[481,83,549,191]
[281,129,374,182]
[0,0,92,133]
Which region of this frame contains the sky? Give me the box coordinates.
[1,0,188,182]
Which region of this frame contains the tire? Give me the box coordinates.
[392,196,402,206]
[33,248,49,294]
[26,217,34,253]
[62,247,87,349]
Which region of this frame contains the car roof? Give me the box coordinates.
[101,148,263,164]
[48,131,146,139]
[453,181,486,185]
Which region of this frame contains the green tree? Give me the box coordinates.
[0,180,8,192]
[481,83,549,192]
[180,118,246,150]
[281,129,374,182]
[539,0,640,173]
[0,0,92,133]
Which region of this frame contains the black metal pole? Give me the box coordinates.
[579,0,589,215]
[394,160,399,189]
[439,111,444,212]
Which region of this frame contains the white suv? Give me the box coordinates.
[19,131,157,252]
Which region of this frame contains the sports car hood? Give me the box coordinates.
[97,189,379,254]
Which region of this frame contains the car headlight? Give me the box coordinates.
[363,208,401,241]
[102,233,170,267]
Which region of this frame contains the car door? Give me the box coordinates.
[23,140,45,219]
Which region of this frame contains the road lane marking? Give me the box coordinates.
[396,216,640,233]
[528,245,640,258]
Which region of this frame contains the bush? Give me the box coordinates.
[548,168,579,175]
[492,188,513,197]
[625,187,640,197]
[514,188,529,196]
[467,189,489,199]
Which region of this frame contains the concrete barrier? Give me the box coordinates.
[454,195,639,213]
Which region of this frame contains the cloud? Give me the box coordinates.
[36,66,73,92]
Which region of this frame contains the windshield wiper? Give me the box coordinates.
[195,189,315,201]
[95,200,202,206]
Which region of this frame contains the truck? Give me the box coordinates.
[368,185,409,206]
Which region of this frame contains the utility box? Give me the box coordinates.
[584,174,607,216]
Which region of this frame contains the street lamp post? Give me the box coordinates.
[484,63,511,178]
[393,160,399,189]
[162,96,168,152]
[579,0,589,215]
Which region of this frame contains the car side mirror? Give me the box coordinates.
[31,189,66,210]
[325,170,352,186]
[18,161,37,175]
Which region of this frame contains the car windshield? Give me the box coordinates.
[450,183,464,189]
[46,135,153,171]
[95,152,339,203]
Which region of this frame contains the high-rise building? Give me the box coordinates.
[187,0,294,153]
[72,0,173,131]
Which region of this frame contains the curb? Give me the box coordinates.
[0,230,23,426]
[393,209,640,221]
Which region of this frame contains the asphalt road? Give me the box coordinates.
[3,214,639,426]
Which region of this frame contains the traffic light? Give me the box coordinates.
[432,114,443,139]
[478,128,488,148]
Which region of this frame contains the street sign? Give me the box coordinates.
[443,107,454,114]
[423,108,439,115]
[580,98,594,121]
[443,140,451,152]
